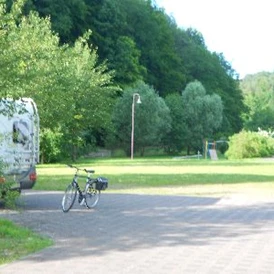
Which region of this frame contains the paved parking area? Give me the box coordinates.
[1,190,274,274]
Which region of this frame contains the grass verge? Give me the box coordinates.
[0,219,53,266]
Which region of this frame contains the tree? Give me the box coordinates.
[0,0,60,98]
[112,81,171,156]
[181,81,223,154]
[20,0,88,43]
[123,0,186,96]
[0,1,119,160]
[50,33,118,160]
[164,93,187,153]
[106,36,146,87]
[244,107,274,131]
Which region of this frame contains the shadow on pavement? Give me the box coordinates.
[1,190,274,263]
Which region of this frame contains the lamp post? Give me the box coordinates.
[131,93,141,160]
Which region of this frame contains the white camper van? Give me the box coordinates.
[0,98,39,190]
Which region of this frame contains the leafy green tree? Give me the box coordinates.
[0,0,60,98]
[112,81,171,156]
[83,0,186,96]
[40,32,118,160]
[87,0,149,88]
[0,1,119,160]
[178,29,244,135]
[182,81,223,154]
[123,0,186,95]
[213,53,244,134]
[164,93,187,153]
[107,36,146,87]
[20,0,88,43]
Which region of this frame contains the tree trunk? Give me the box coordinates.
[187,146,190,155]
[71,145,78,162]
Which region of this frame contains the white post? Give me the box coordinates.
[131,93,141,160]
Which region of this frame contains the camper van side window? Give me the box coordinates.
[13,120,29,146]
[13,122,19,143]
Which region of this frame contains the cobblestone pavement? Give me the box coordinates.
[1,190,274,274]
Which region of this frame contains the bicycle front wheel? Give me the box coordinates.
[62,183,77,212]
[85,184,100,209]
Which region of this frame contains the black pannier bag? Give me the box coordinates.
[96,177,108,191]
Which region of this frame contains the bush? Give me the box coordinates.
[225,130,274,159]
[0,161,20,209]
[40,128,63,163]
[0,182,20,209]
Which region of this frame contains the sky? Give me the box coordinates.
[156,0,274,79]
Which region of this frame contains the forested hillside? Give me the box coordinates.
[8,0,245,133]
[241,72,274,131]
[2,0,249,160]
[241,72,274,95]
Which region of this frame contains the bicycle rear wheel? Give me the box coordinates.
[85,183,100,208]
[62,183,77,212]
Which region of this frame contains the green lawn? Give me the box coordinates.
[35,157,274,197]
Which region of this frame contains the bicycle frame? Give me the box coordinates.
[71,167,92,204]
[62,164,101,212]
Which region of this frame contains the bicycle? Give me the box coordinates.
[61,164,108,213]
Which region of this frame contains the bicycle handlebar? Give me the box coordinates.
[67,164,95,174]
